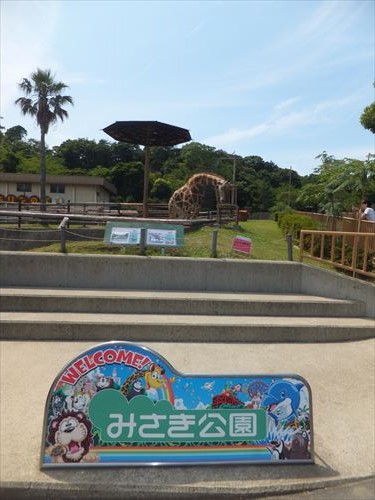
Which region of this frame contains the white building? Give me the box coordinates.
[0,173,117,204]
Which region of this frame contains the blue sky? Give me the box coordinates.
[1,0,374,176]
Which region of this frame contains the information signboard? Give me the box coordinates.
[104,222,184,248]
[41,342,313,467]
[108,227,141,245]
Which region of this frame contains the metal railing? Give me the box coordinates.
[299,230,375,278]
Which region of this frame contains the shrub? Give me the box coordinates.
[276,212,321,239]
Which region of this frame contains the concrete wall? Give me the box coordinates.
[0,251,374,316]
[301,265,375,318]
[0,252,301,293]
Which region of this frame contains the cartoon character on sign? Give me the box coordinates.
[47,411,93,463]
[66,392,91,413]
[121,371,146,400]
[145,363,165,389]
[95,375,118,392]
[266,431,310,461]
[246,380,268,409]
[261,380,304,425]
[50,391,66,418]
[121,363,166,402]
[288,431,310,459]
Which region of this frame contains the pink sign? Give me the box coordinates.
[232,236,252,254]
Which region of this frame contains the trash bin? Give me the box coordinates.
[238,209,248,221]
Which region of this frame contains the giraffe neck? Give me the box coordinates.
[121,371,144,397]
[188,174,225,188]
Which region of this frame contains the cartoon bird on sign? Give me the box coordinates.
[201,381,215,392]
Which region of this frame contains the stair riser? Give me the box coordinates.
[1,322,373,342]
[0,296,366,317]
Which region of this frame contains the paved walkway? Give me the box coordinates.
[1,339,374,498]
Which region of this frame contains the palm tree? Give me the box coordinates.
[15,69,73,210]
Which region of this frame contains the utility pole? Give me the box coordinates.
[288,166,292,208]
[218,153,237,205]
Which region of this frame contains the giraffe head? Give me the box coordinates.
[144,363,165,389]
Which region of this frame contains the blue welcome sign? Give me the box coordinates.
[41,342,314,467]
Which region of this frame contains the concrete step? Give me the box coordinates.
[0,287,367,317]
[1,312,374,342]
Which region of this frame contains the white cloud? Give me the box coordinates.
[186,20,206,37]
[273,97,301,112]
[203,91,366,148]
[225,1,369,95]
[174,398,186,410]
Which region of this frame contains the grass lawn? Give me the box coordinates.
[25,219,334,269]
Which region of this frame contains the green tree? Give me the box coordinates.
[110,142,142,164]
[55,138,100,170]
[179,142,217,172]
[0,146,21,172]
[360,84,375,134]
[4,125,28,143]
[110,161,144,201]
[297,152,375,214]
[15,68,73,209]
[360,102,375,133]
[150,177,174,201]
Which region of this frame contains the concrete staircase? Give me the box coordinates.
[1,287,373,342]
[1,253,374,499]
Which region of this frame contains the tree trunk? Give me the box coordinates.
[40,130,46,211]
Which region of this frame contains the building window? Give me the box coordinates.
[50,184,65,194]
[16,183,32,192]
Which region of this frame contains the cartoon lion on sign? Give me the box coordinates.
[47,411,93,463]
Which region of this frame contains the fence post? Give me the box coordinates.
[299,231,304,262]
[139,227,146,255]
[211,229,218,258]
[18,200,22,229]
[286,233,293,261]
[351,235,358,278]
[59,217,69,253]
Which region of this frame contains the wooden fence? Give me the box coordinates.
[299,230,375,278]
[0,201,238,223]
[297,212,375,252]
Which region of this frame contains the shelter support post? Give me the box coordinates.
[143,145,150,218]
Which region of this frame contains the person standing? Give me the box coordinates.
[360,200,375,221]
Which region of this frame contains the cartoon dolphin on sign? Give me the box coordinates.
[261,380,304,425]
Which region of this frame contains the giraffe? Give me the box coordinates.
[121,370,145,400]
[121,363,166,401]
[168,173,228,219]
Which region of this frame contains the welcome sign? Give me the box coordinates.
[41,342,314,467]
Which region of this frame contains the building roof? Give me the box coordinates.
[0,173,117,195]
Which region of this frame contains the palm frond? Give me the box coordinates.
[18,78,33,95]
[14,97,38,117]
[15,68,73,134]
